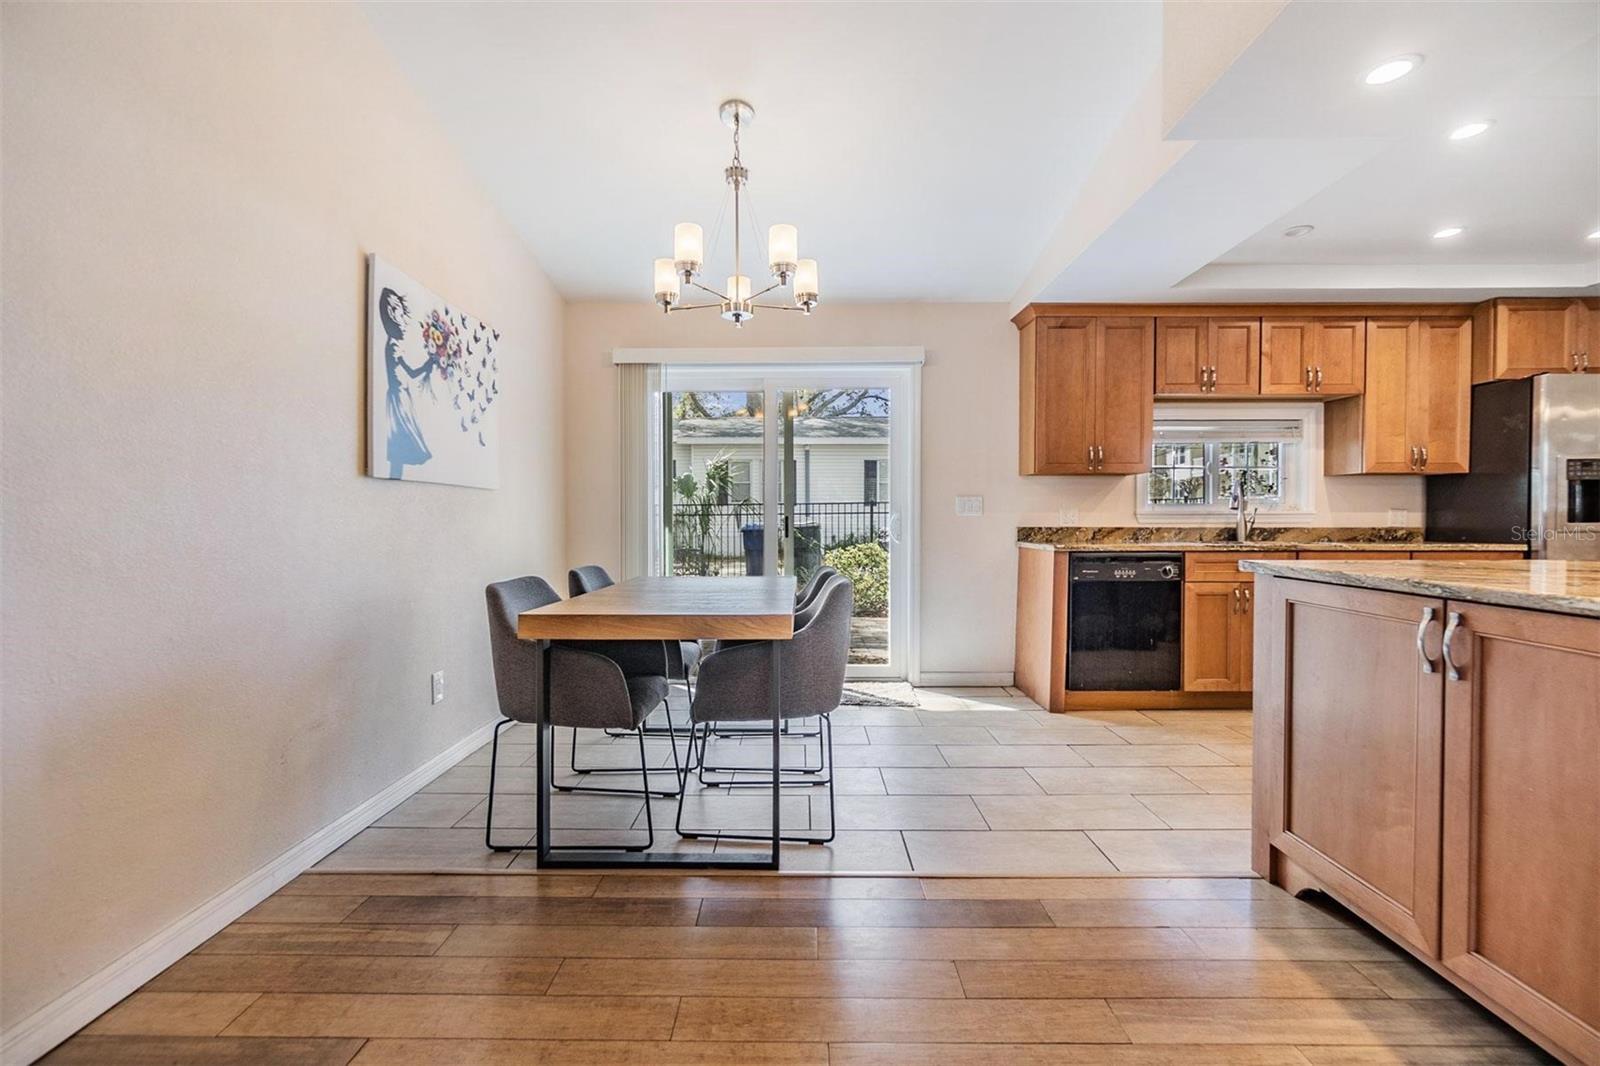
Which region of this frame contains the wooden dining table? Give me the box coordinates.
[516,575,796,869]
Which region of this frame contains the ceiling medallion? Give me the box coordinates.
[652,100,819,326]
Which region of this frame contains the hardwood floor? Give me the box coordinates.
[44,874,1554,1065]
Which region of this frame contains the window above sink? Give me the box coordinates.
[1137,405,1314,523]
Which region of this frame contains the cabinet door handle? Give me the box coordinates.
[1304,366,1314,390]
[1314,366,1324,390]
[1420,446,1428,469]
[1415,606,1438,674]
[1409,446,1419,470]
[1087,444,1094,469]
[1233,586,1242,613]
[1441,610,1465,682]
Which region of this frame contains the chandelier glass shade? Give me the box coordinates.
[652,100,819,326]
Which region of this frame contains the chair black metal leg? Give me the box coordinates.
[676,715,836,845]
[485,718,526,852]
[695,715,827,786]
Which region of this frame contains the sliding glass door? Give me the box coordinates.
[657,365,915,679]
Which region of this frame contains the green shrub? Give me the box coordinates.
[823,541,888,616]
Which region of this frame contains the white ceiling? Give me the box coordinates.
[366,1,1600,306]
[363,1,1160,302]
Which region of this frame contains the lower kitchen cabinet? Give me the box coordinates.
[1253,578,1444,956]
[1254,575,1600,1065]
[1439,602,1600,1065]
[1181,581,1251,691]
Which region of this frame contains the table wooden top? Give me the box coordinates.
[517,575,797,641]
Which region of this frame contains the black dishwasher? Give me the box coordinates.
[1066,553,1183,691]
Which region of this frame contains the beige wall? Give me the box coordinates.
[565,302,1424,679]
[1,2,565,1031]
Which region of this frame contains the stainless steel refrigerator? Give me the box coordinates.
[1425,374,1600,559]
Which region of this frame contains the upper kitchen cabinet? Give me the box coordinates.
[1156,318,1261,396]
[1325,316,1472,475]
[1261,317,1366,397]
[1019,315,1153,475]
[1471,298,1597,382]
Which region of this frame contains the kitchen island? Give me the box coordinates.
[1241,558,1599,1066]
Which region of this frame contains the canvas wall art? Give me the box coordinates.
[367,255,500,488]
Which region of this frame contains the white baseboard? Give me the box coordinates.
[0,719,499,1066]
[915,670,1015,688]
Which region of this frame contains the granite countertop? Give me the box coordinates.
[1015,526,1526,554]
[1238,559,1600,618]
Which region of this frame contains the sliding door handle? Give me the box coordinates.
[1415,606,1438,673]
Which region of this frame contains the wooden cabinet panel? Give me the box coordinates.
[1182,581,1248,691]
[1155,318,1206,395]
[1472,298,1595,382]
[1411,318,1472,473]
[1209,319,1261,394]
[1297,551,1411,560]
[1261,319,1316,394]
[1313,319,1367,396]
[1409,551,1523,560]
[1325,316,1471,476]
[1021,318,1095,474]
[1262,318,1365,396]
[1156,318,1261,396]
[1254,577,1445,956]
[1184,551,1293,582]
[1020,316,1150,475]
[1092,317,1154,474]
[1440,604,1600,1065]
[1362,318,1419,473]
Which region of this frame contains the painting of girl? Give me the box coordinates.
[366,255,501,488]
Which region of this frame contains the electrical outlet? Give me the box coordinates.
[431,670,445,705]
[956,495,984,516]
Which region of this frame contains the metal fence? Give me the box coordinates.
[668,501,889,577]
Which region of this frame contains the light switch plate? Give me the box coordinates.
[431,671,445,705]
[956,495,984,516]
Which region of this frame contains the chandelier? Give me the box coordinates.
[653,100,819,326]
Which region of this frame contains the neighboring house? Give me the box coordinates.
[670,415,890,506]
[668,414,889,565]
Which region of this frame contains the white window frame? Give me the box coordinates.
[1136,402,1319,525]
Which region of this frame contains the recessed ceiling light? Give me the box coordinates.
[1283,225,1315,238]
[1432,226,1465,239]
[1449,121,1492,140]
[1365,54,1423,85]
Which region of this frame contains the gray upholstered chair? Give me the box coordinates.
[676,577,853,845]
[795,565,838,611]
[484,576,679,853]
[569,564,701,696]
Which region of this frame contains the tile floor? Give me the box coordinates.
[316,688,1255,875]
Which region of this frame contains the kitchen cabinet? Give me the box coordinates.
[1440,602,1600,1066]
[1180,552,1292,693]
[1324,316,1471,475]
[1471,298,1597,382]
[1254,574,1600,1065]
[1019,316,1153,475]
[1155,317,1260,396]
[1253,577,1445,956]
[1261,317,1366,397]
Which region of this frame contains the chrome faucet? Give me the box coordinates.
[1230,482,1259,542]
